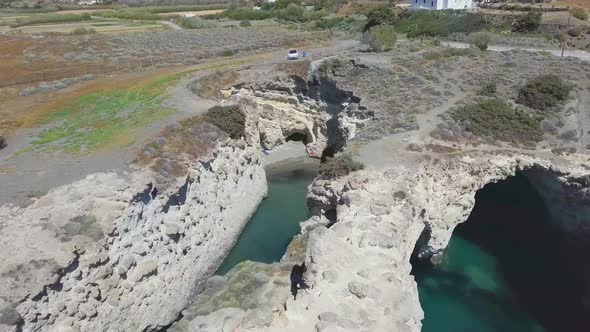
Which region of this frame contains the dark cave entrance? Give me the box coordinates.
[411,172,589,332]
[285,132,309,145]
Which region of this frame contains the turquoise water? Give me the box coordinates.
[215,169,315,275]
[412,173,588,332]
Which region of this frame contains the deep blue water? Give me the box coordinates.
[412,173,588,332]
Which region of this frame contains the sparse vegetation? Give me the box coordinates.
[239,19,251,27]
[320,153,364,178]
[466,31,492,51]
[175,16,217,29]
[364,24,397,52]
[451,99,544,142]
[572,8,588,21]
[93,10,161,21]
[206,105,245,140]
[422,47,476,61]
[516,74,572,111]
[208,3,325,23]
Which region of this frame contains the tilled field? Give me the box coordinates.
[0,28,325,87]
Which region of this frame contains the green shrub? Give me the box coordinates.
[512,11,541,32]
[206,105,245,139]
[240,19,252,27]
[568,26,582,37]
[466,31,492,51]
[572,8,588,21]
[0,134,6,150]
[320,154,364,178]
[365,24,397,52]
[69,27,96,35]
[219,49,237,56]
[478,82,497,96]
[175,16,217,29]
[363,6,397,32]
[451,99,544,142]
[516,74,572,111]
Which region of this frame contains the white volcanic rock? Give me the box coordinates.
[0,142,267,332]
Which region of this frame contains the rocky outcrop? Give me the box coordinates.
[0,142,267,332]
[226,75,370,159]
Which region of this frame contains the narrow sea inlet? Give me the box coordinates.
[216,158,317,275]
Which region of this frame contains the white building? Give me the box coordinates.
[410,0,473,10]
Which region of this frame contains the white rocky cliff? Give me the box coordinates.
[0,142,266,331]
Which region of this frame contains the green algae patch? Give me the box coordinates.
[28,73,182,154]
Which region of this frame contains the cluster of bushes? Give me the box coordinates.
[320,153,364,178]
[516,74,572,111]
[10,13,91,28]
[206,105,245,140]
[0,133,6,150]
[175,16,217,29]
[451,98,544,142]
[69,27,96,35]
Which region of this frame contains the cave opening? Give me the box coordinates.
[285,132,309,145]
[411,172,589,332]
